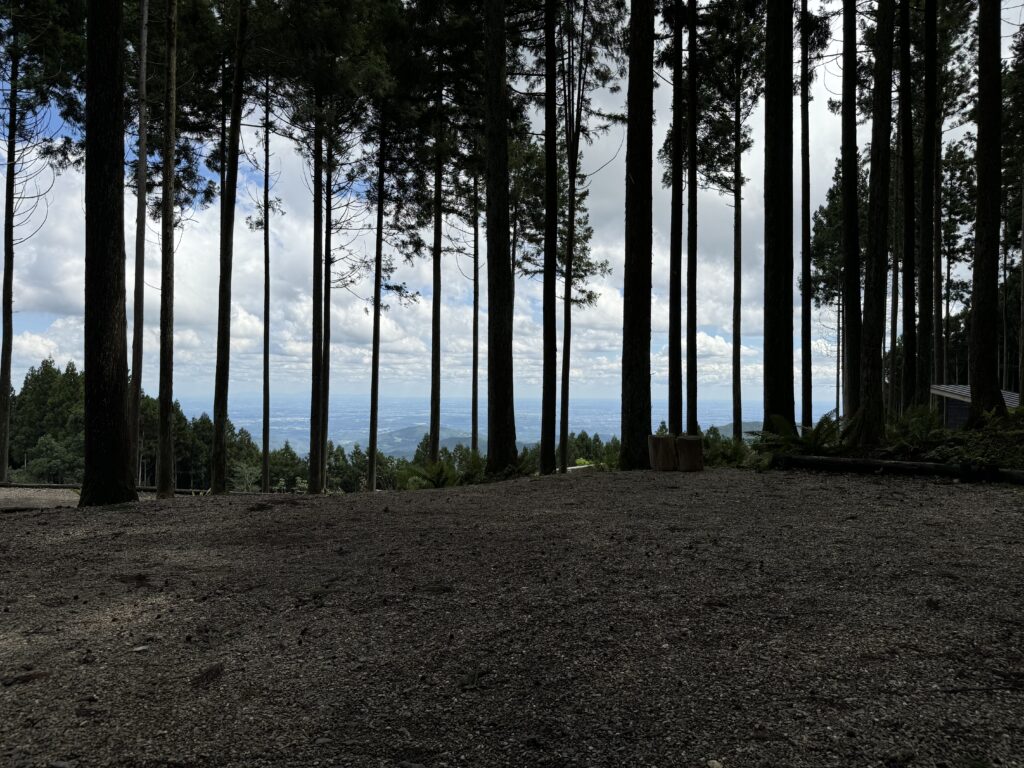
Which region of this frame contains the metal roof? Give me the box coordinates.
[930,383,1020,409]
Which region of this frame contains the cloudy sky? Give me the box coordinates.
[3,9,1018,428]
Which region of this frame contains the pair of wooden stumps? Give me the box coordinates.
[647,434,704,472]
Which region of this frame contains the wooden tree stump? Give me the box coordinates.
[648,435,678,471]
[676,435,704,472]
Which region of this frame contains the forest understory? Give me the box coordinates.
[1,468,1023,768]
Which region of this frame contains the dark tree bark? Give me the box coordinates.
[307,98,324,492]
[668,0,683,436]
[841,0,861,416]
[156,0,178,499]
[540,0,557,474]
[81,0,138,507]
[484,0,517,474]
[620,0,655,469]
[898,0,916,411]
[919,0,937,400]
[935,136,944,382]
[128,0,149,484]
[428,81,444,466]
[856,0,895,445]
[0,29,16,483]
[1020,174,1023,395]
[472,173,480,455]
[762,0,794,431]
[320,138,332,490]
[212,0,248,494]
[368,132,386,492]
[800,0,812,430]
[261,75,271,494]
[558,3,587,474]
[685,0,699,436]
[836,292,843,414]
[732,86,743,441]
[968,0,1006,420]
[889,155,900,415]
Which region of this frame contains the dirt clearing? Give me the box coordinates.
[1,469,1023,767]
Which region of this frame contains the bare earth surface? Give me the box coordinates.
[1,469,1023,768]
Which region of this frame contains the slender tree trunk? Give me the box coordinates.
[898,0,916,411]
[320,138,332,490]
[732,88,742,441]
[368,132,386,492]
[129,0,148,484]
[472,173,480,455]
[800,0,812,431]
[261,76,271,493]
[559,3,588,474]
[1002,233,1008,391]
[968,0,1006,421]
[429,87,443,465]
[0,35,16,483]
[484,0,517,474]
[889,156,900,416]
[935,136,944,383]
[308,97,324,491]
[212,0,248,494]
[836,293,842,415]
[841,0,861,416]
[857,0,895,445]
[81,0,138,506]
[1019,172,1023,395]
[540,0,558,474]
[945,231,951,384]
[156,0,178,498]
[763,0,795,431]
[685,0,699,436]
[919,0,937,400]
[668,0,683,436]
[619,0,655,469]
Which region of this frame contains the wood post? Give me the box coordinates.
[647,434,705,472]
[648,435,677,470]
[676,435,704,472]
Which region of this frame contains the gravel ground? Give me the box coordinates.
[1,468,1023,768]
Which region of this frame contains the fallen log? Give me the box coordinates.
[772,454,1024,485]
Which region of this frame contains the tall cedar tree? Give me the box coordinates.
[308,92,323,491]
[620,0,654,469]
[485,0,517,473]
[212,0,248,494]
[156,0,178,498]
[261,75,271,492]
[685,0,699,435]
[368,128,387,491]
[800,0,810,430]
[701,0,765,441]
[128,0,149,481]
[540,0,557,474]
[320,138,333,487]
[0,1,84,481]
[968,0,1006,419]
[557,0,625,473]
[841,0,860,416]
[667,0,683,436]
[898,0,916,410]
[363,0,430,488]
[856,0,895,445]
[919,0,936,399]
[762,0,794,431]
[429,75,443,466]
[0,18,13,483]
[80,0,138,506]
